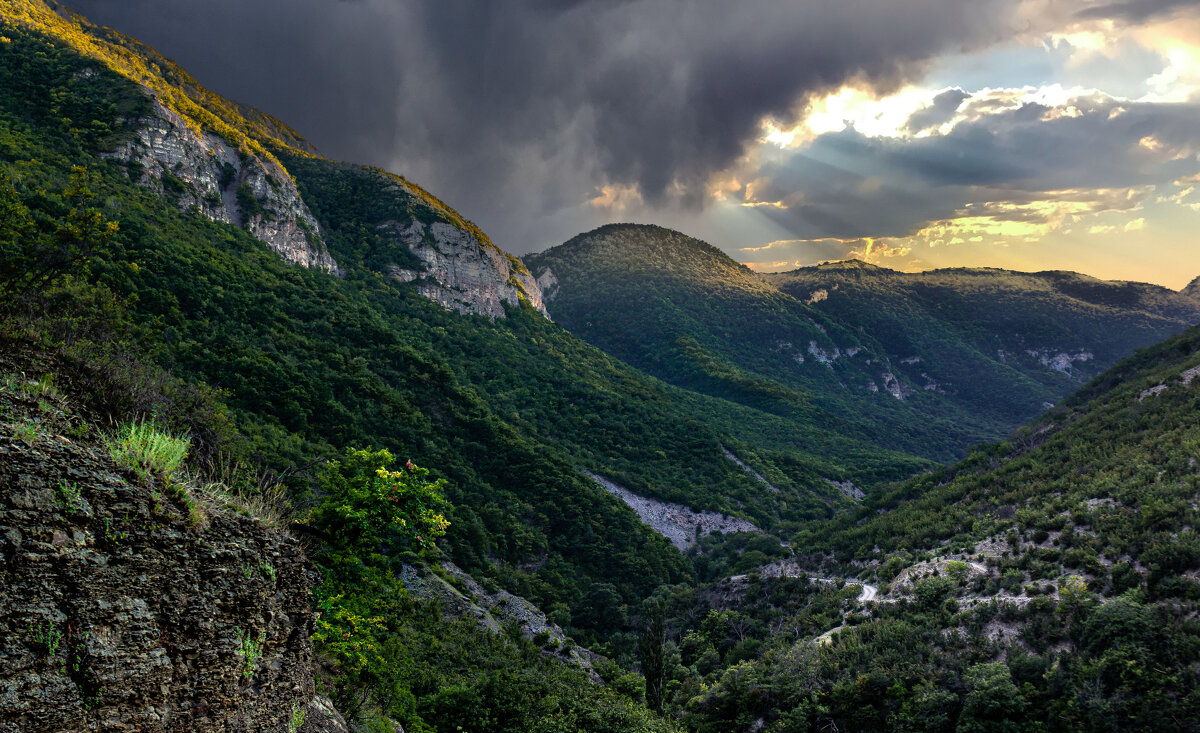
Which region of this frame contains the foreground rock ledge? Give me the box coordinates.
[0,425,319,731]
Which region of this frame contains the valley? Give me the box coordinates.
[0,2,1198,731]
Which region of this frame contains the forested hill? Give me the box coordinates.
[677,325,1200,731]
[1184,274,1200,301]
[768,260,1200,387]
[6,1,1200,730]
[0,3,928,728]
[526,224,1200,461]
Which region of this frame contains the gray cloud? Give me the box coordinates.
[1077,0,1200,22]
[745,95,1200,239]
[66,0,1047,253]
[904,88,970,134]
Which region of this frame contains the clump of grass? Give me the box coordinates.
[106,420,189,483]
[12,420,42,444]
[194,452,294,529]
[106,421,204,527]
[25,374,59,399]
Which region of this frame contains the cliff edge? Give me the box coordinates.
[0,366,320,731]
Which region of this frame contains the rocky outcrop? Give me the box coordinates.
[827,479,865,501]
[399,561,600,678]
[879,371,911,401]
[107,99,339,273]
[1025,348,1093,376]
[299,695,350,733]
[386,220,547,319]
[0,379,318,731]
[535,267,560,302]
[585,471,759,550]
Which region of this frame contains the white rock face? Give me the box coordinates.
[1139,384,1169,402]
[1025,348,1094,375]
[107,99,339,272]
[1138,362,1200,402]
[1182,364,1200,387]
[585,471,758,550]
[880,371,911,401]
[808,340,840,367]
[536,267,560,302]
[387,221,548,319]
[827,479,865,500]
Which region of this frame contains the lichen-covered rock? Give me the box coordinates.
[386,220,547,319]
[399,561,600,679]
[0,388,318,731]
[299,694,350,733]
[106,99,340,273]
[535,267,560,303]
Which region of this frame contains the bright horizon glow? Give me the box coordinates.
[707,13,1200,291]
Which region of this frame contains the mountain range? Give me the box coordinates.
[526,223,1200,461]
[0,2,1198,731]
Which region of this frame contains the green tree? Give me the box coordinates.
[0,167,118,308]
[956,663,1026,733]
[307,447,450,559]
[639,597,667,714]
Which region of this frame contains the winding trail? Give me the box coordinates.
[727,572,879,602]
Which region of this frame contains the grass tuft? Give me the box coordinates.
[106,420,189,483]
[107,421,205,527]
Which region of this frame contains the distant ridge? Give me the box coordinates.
[528,224,1200,460]
[1183,275,1200,301]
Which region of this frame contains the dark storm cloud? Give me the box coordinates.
[1077,0,1200,22]
[904,88,970,134]
[746,95,1200,240]
[65,0,1042,253]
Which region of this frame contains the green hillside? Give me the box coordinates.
[526,226,1200,462]
[769,261,1200,418]
[0,0,923,680]
[672,326,1200,731]
[5,1,1200,730]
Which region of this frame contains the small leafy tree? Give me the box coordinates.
[308,447,450,561]
[308,448,450,726]
[639,597,666,714]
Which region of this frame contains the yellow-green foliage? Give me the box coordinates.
[367,166,498,252]
[106,420,189,484]
[1,0,300,177]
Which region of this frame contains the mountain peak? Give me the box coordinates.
[1182,275,1200,301]
[526,223,774,296]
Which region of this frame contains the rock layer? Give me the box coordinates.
[585,471,758,550]
[387,220,547,319]
[107,99,339,273]
[0,391,317,731]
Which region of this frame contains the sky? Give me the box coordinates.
[67,0,1200,288]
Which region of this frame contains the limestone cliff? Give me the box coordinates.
[0,373,322,731]
[107,99,340,273]
[286,161,548,320]
[387,219,546,319]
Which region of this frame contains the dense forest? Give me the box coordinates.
[526,225,1200,463]
[1,1,1199,731]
